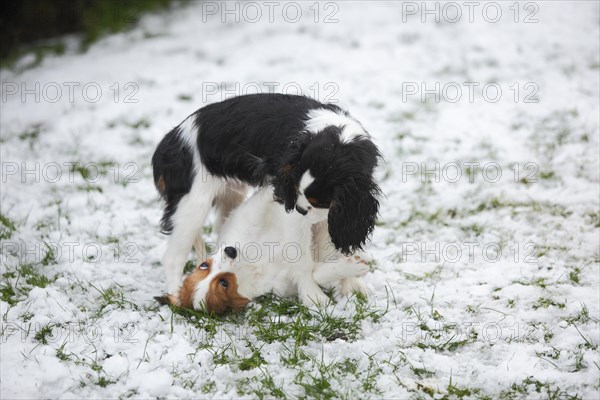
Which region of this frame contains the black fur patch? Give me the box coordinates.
[194,93,341,185]
[151,93,382,254]
[151,126,195,233]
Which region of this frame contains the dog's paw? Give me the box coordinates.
[340,277,368,297]
[348,255,369,265]
[351,251,374,264]
[342,256,370,277]
[300,289,330,308]
[354,261,370,276]
[348,254,369,265]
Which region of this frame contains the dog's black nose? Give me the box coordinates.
[295,205,308,216]
[224,246,237,259]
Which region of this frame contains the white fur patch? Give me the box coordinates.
[304,108,366,142]
[297,171,328,223]
[299,170,315,193]
[192,272,215,309]
[178,115,197,150]
[177,115,202,174]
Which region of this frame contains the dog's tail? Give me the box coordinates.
[151,125,195,233]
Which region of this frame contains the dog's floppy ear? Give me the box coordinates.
[273,132,312,212]
[328,175,380,255]
[154,294,178,306]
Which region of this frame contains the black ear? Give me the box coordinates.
[328,176,380,255]
[272,132,312,212]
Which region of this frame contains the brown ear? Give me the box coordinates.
[154,294,178,306]
[205,272,250,314]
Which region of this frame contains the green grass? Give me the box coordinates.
[34,323,57,344]
[568,266,582,284]
[402,265,443,282]
[76,184,103,193]
[533,297,566,310]
[1,43,66,71]
[0,262,58,306]
[253,370,286,399]
[0,280,19,306]
[183,260,196,274]
[19,264,56,287]
[513,276,548,289]
[500,376,581,400]
[177,94,193,102]
[55,342,73,362]
[17,125,42,149]
[238,343,266,371]
[90,283,139,318]
[294,354,339,400]
[415,327,478,352]
[40,243,59,266]
[1,0,180,70]
[69,161,115,181]
[96,376,115,388]
[201,381,216,394]
[446,374,486,399]
[167,291,388,348]
[158,290,390,398]
[0,213,17,240]
[585,211,600,228]
[564,304,592,326]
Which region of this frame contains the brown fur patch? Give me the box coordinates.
[168,260,249,314]
[176,258,213,308]
[205,272,250,315]
[159,294,179,305]
[156,175,166,194]
[307,197,333,209]
[281,164,293,175]
[154,294,177,305]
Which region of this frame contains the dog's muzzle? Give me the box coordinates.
[295,205,308,216]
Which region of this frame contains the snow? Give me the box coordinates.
[1,1,599,398]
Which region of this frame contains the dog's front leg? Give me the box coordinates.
[163,177,221,295]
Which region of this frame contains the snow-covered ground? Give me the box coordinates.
[1,1,599,398]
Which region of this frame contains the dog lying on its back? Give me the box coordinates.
[158,186,370,314]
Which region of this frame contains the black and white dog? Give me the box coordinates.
[152,94,381,295]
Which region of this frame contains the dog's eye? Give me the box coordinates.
[219,278,228,288]
[309,198,331,209]
[199,262,209,270]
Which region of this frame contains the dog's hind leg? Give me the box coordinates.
[213,181,248,235]
[163,176,223,295]
[191,181,247,261]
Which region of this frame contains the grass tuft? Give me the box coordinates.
[0,213,17,240]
